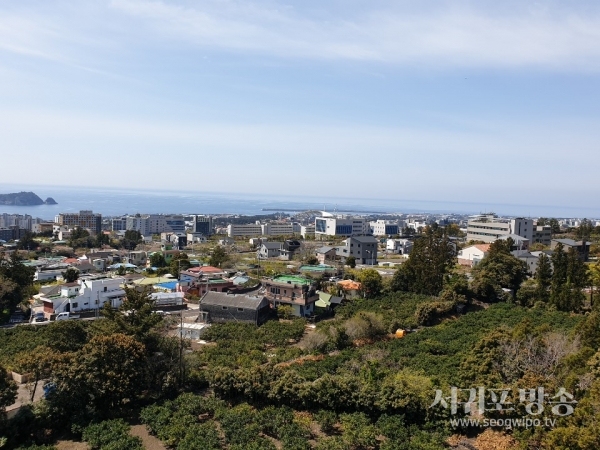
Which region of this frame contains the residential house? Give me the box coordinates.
[41,277,125,315]
[257,242,283,259]
[337,279,362,299]
[386,239,413,255]
[497,234,530,251]
[316,246,337,264]
[263,275,319,317]
[200,291,271,325]
[315,291,343,311]
[127,251,147,266]
[457,244,491,267]
[512,250,540,275]
[336,236,378,265]
[280,240,302,260]
[551,239,590,261]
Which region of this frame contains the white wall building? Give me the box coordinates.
[457,244,491,267]
[466,215,534,244]
[386,239,413,254]
[315,212,369,237]
[300,225,315,238]
[261,223,295,236]
[126,214,186,235]
[42,277,126,314]
[371,220,404,236]
[227,223,263,237]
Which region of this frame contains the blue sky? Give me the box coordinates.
[1,0,599,213]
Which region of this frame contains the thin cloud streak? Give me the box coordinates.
[1,2,600,71]
[110,0,600,70]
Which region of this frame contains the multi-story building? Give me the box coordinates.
[125,214,185,235]
[315,212,369,238]
[261,223,295,236]
[533,225,552,246]
[192,215,213,235]
[466,214,534,244]
[300,225,315,238]
[263,274,319,317]
[336,236,378,265]
[41,277,125,315]
[0,226,28,242]
[370,220,403,236]
[227,223,262,237]
[111,217,127,232]
[55,210,102,235]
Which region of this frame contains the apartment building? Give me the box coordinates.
[55,210,102,235]
[261,223,295,236]
[466,214,534,243]
[192,215,213,235]
[533,225,552,246]
[227,223,263,237]
[125,214,185,235]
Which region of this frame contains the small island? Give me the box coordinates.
[0,191,58,206]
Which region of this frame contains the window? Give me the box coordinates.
[222,306,228,310]
[237,308,244,312]
[104,287,107,292]
[72,302,78,308]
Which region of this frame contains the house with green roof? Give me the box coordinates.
[262,274,318,317]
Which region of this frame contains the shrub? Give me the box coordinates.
[82,419,142,450]
[315,410,337,433]
[177,422,221,450]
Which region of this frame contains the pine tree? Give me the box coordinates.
[534,253,552,303]
[390,225,455,296]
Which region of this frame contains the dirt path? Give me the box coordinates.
[130,424,167,450]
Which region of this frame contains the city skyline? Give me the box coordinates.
[1,1,599,212]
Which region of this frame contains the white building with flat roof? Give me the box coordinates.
[466,215,534,244]
[315,213,369,238]
[227,223,263,237]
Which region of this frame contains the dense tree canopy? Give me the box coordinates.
[470,239,528,302]
[390,225,455,296]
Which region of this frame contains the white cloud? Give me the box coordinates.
[1,1,600,71]
[107,0,600,70]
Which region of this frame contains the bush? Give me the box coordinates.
[82,419,142,450]
[177,422,221,450]
[315,410,337,433]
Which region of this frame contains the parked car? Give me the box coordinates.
[32,312,46,323]
[55,312,80,321]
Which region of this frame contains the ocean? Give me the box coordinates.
[0,184,596,220]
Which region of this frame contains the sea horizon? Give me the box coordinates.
[0,183,597,220]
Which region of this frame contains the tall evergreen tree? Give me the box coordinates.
[390,225,455,296]
[534,253,553,303]
[470,238,528,302]
[550,243,588,312]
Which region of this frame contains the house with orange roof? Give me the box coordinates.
[337,279,362,299]
[457,244,491,267]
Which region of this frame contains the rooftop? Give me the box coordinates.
[200,291,269,309]
[299,264,336,272]
[271,275,312,285]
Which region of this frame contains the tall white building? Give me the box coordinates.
[370,220,404,236]
[466,214,534,243]
[314,212,369,238]
[125,214,185,235]
[227,223,263,237]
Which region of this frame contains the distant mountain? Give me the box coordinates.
[0,191,57,206]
